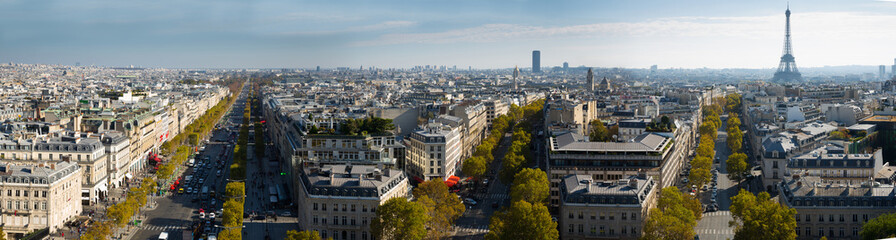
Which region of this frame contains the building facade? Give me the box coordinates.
[0,162,82,238]
[559,174,655,240]
[404,123,462,181]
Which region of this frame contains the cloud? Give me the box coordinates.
[353,12,896,46]
[280,20,416,36]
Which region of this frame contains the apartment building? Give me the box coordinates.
[404,122,462,181]
[547,131,680,208]
[779,176,895,240]
[559,174,655,240]
[296,164,410,240]
[0,162,82,238]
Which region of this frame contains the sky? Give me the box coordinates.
[1,0,895,69]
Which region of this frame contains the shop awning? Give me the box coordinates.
[448,176,460,182]
[125,173,133,179]
[413,176,424,183]
[444,180,457,188]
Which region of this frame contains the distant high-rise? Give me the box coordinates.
[513,66,520,90]
[881,65,887,79]
[587,68,594,92]
[532,50,541,73]
[771,5,803,83]
[563,62,569,70]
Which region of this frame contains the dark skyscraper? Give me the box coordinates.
[563,62,569,70]
[771,5,802,83]
[532,50,541,73]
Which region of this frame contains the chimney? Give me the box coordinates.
[50,163,55,170]
[585,179,592,193]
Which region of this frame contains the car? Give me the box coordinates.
[187,187,194,194]
[682,178,689,184]
[482,179,489,185]
[253,215,266,220]
[280,211,292,217]
[464,198,477,205]
[216,170,222,177]
[199,212,206,219]
[210,213,216,219]
[178,188,184,194]
[199,178,205,184]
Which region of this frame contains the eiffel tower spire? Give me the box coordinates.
[772,4,802,83]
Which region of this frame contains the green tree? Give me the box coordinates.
[830,130,847,140]
[656,186,702,220]
[218,228,241,240]
[727,126,743,153]
[485,201,558,240]
[499,153,525,184]
[589,119,611,142]
[413,179,466,239]
[188,133,199,146]
[462,156,487,179]
[726,153,749,183]
[80,221,113,240]
[729,189,797,240]
[371,197,429,240]
[689,167,711,192]
[225,182,246,201]
[642,207,696,240]
[699,122,717,140]
[860,213,896,240]
[509,168,550,205]
[286,230,322,240]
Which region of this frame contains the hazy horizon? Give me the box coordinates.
[2,0,895,69]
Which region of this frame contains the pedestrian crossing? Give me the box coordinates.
[471,193,508,200]
[696,228,734,235]
[455,225,489,234]
[142,225,187,231]
[703,211,731,217]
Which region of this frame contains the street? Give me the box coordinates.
[451,132,514,239]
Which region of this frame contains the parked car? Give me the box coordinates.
[464,198,477,205]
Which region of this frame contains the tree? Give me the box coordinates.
[286,230,322,240]
[499,153,525,184]
[371,197,428,240]
[727,126,743,153]
[656,186,702,220]
[218,228,241,240]
[689,167,711,192]
[509,168,550,205]
[413,179,465,239]
[699,122,717,141]
[485,201,558,240]
[462,156,487,179]
[729,189,797,240]
[830,130,848,140]
[80,221,113,240]
[860,213,896,240]
[188,133,199,146]
[642,207,696,240]
[726,153,750,183]
[589,120,611,142]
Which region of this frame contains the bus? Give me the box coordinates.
[201,186,209,199]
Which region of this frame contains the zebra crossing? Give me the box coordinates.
[142,225,188,231]
[455,225,489,234]
[696,228,734,235]
[703,211,730,217]
[471,193,508,200]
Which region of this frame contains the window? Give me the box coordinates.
[322,230,327,239]
[313,215,319,225]
[362,217,367,226]
[829,227,834,236]
[829,215,834,222]
[569,212,574,219]
[34,191,38,197]
[314,203,318,211]
[773,160,779,168]
[351,204,356,212]
[840,214,844,222]
[621,213,627,220]
[840,227,845,237]
[579,224,583,233]
[41,202,46,210]
[342,204,347,211]
[342,216,347,225]
[568,224,574,233]
[819,214,824,222]
[609,214,614,220]
[863,214,869,222]
[579,212,583,219]
[631,213,636,221]
[796,214,800,222]
[819,228,824,237]
[23,191,27,197]
[322,204,327,211]
[351,218,356,226]
[853,227,859,236]
[333,204,338,212]
[5,190,9,196]
[853,214,858,222]
[590,214,595,220]
[806,214,811,222]
[15,190,19,197]
[362,232,368,240]
[322,217,328,225]
[362,205,368,212]
[796,227,800,236]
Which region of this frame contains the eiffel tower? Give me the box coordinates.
[772,5,802,83]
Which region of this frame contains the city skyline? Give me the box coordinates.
[1,0,895,69]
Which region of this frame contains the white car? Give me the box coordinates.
[210,213,216,219]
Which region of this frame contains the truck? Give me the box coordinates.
[201,186,209,199]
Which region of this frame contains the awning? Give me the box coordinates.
[125,173,133,179]
[448,176,460,182]
[97,183,108,192]
[444,180,457,188]
[413,176,425,183]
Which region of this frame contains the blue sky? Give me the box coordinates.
[1,0,895,69]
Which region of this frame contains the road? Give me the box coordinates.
[694,114,737,240]
[451,132,514,239]
[131,84,248,240]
